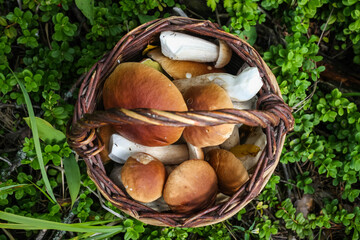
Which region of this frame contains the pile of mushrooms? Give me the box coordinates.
[98,31,267,213]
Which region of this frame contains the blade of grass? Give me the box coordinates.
[0,211,124,233]
[63,153,81,207]
[23,115,81,206]
[7,66,57,204]
[0,184,30,192]
[27,178,55,203]
[72,229,124,240]
[2,228,16,240]
[70,219,119,226]
[0,223,44,230]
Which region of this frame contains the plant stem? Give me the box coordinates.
[2,228,15,240]
[317,8,334,46]
[342,92,360,97]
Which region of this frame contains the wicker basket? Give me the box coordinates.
[66,16,294,227]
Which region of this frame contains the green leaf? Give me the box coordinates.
[355,132,360,143]
[342,0,358,6]
[0,16,7,26]
[237,27,257,45]
[75,0,94,25]
[138,14,158,24]
[276,58,285,66]
[24,117,65,144]
[206,0,219,11]
[63,153,81,207]
[125,228,140,240]
[4,27,17,38]
[288,51,294,60]
[224,0,233,8]
[279,49,287,57]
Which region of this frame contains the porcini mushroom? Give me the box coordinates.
[109,133,203,164]
[110,163,171,211]
[173,66,263,102]
[159,31,232,68]
[160,31,219,62]
[205,149,249,195]
[182,83,235,147]
[121,153,166,203]
[163,159,218,213]
[102,62,187,146]
[147,48,224,79]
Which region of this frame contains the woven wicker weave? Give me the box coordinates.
[66,16,294,227]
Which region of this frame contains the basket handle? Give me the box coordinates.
[66,92,294,158]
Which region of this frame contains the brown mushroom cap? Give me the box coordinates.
[102,62,188,146]
[205,149,249,195]
[147,48,224,79]
[163,159,218,213]
[97,125,116,164]
[182,83,235,147]
[121,153,166,203]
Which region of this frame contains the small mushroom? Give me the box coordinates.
[205,149,249,196]
[110,163,170,211]
[147,48,224,80]
[163,159,218,213]
[121,153,166,203]
[160,31,219,62]
[160,31,232,68]
[182,83,235,147]
[172,67,263,102]
[109,133,191,165]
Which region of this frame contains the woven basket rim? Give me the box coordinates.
[67,16,294,227]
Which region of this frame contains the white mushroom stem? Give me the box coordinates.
[187,142,204,160]
[160,31,219,62]
[220,125,241,150]
[232,97,257,110]
[214,40,232,68]
[173,67,263,102]
[160,31,232,68]
[109,134,189,165]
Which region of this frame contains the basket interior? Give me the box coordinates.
[68,17,294,228]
